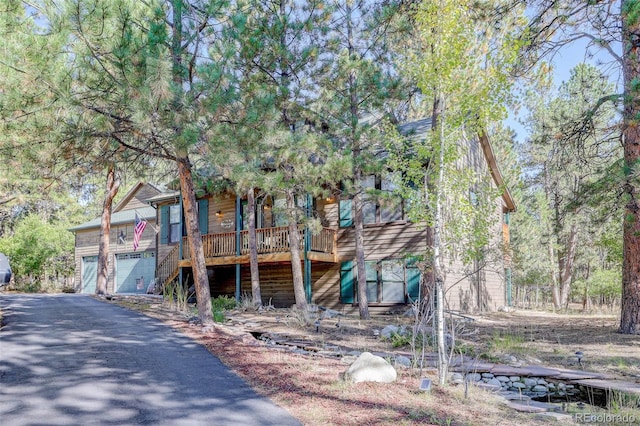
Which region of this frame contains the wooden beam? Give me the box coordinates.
[178,250,339,268]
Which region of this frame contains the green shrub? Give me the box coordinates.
[210,296,237,323]
[213,310,226,323]
[211,295,237,312]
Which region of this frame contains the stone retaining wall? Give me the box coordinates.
[451,372,582,399]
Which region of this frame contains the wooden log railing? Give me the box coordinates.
[181,226,336,260]
[310,227,335,254]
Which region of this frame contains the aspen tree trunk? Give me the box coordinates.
[96,165,120,295]
[432,94,448,385]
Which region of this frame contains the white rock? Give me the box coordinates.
[343,352,397,384]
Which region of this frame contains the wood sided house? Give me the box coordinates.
[70,183,162,294]
[70,120,516,313]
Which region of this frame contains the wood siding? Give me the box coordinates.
[114,183,160,212]
[155,143,510,313]
[72,182,161,293]
[73,220,157,293]
[206,262,334,308]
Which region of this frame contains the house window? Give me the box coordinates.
[380,260,405,302]
[365,260,379,301]
[380,177,403,222]
[272,197,288,227]
[169,204,181,243]
[339,258,420,304]
[160,199,208,245]
[339,175,403,227]
[362,175,377,225]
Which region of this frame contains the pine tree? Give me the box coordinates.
[522,64,619,310]
[314,0,409,319]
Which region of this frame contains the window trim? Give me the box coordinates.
[168,204,181,244]
[339,258,420,305]
[339,175,405,228]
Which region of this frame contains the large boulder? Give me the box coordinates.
[342,352,397,384]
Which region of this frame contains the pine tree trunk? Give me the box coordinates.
[620,0,640,334]
[559,225,578,309]
[247,188,262,307]
[286,190,307,313]
[96,165,120,295]
[178,158,213,324]
[549,239,561,310]
[345,0,369,321]
[353,191,371,320]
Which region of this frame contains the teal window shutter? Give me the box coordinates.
[407,267,420,301]
[198,199,209,234]
[340,260,355,303]
[339,199,353,227]
[160,205,169,244]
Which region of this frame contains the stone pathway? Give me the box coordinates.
[450,359,640,418]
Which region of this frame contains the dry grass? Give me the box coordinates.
[463,310,640,378]
[108,297,600,425]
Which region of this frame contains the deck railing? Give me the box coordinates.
[156,245,179,287]
[181,226,336,260]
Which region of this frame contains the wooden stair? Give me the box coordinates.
[156,245,179,289]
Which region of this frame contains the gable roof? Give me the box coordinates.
[69,206,156,232]
[399,118,516,212]
[114,182,162,212]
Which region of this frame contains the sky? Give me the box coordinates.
[505,37,622,144]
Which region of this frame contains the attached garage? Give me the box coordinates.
[69,182,162,294]
[81,256,98,294]
[115,251,156,294]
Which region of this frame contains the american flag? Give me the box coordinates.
[133,213,147,251]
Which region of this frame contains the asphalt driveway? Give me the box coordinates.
[0,294,301,426]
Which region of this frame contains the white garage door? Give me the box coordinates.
[115,251,156,294]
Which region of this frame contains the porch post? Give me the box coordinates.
[179,194,183,288]
[304,193,312,303]
[235,194,241,302]
[505,267,512,307]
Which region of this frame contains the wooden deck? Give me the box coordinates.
[156,226,338,287]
